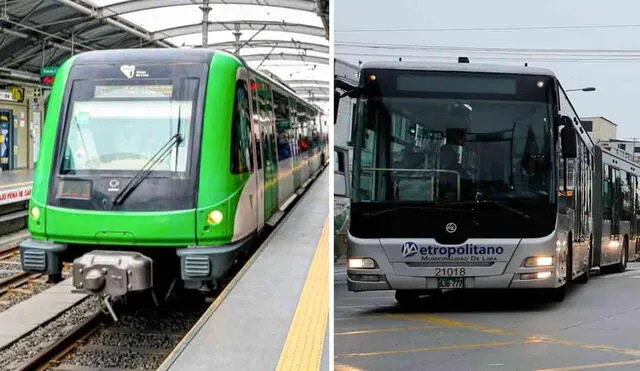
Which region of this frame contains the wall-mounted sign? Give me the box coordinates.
[0,91,14,102]
[0,186,32,205]
[10,87,24,103]
[40,66,58,86]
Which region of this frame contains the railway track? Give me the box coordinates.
[0,245,41,296]
[18,296,208,371]
[0,238,72,313]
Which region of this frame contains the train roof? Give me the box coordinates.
[69,48,321,114]
[360,61,556,77]
[73,48,216,65]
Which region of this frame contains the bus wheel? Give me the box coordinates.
[613,239,628,273]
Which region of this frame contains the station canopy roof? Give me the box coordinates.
[0,0,329,107]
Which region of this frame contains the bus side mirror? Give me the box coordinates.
[560,125,577,158]
[555,114,572,127]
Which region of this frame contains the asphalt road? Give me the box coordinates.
[334,263,640,371]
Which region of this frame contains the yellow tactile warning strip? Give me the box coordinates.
[276,217,330,371]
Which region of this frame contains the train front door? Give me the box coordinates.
[0,110,12,171]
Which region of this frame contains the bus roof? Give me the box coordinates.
[360,61,556,77]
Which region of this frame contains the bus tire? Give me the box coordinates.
[395,290,421,307]
[612,238,628,273]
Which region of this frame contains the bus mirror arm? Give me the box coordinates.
[339,87,361,99]
[554,114,572,128]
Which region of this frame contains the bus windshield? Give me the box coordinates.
[353,71,554,205]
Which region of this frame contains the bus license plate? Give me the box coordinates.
[438,277,464,288]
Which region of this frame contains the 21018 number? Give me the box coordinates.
[435,268,466,277]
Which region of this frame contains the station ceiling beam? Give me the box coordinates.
[210,40,328,54]
[152,21,325,40]
[97,0,318,16]
[241,53,328,65]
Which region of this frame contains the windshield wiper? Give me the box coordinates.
[113,127,183,206]
[447,200,531,219]
[361,205,473,217]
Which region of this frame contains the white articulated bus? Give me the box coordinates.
[340,60,636,305]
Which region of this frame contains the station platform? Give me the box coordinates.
[0,169,34,206]
[159,169,329,371]
[0,278,87,349]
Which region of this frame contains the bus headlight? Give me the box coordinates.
[207,210,223,225]
[31,206,40,220]
[520,271,553,280]
[349,258,376,269]
[523,256,553,267]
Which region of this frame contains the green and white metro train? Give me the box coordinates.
[20,48,328,300]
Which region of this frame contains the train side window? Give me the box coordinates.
[230,83,253,174]
[273,90,291,161]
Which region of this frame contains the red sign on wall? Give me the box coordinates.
[0,186,32,205]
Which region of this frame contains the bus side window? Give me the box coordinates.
[230,83,253,174]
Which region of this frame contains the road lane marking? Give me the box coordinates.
[336,325,441,336]
[276,217,329,371]
[338,312,640,363]
[536,358,640,371]
[335,363,366,371]
[337,339,540,359]
[385,313,522,337]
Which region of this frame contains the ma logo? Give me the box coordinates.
[120,65,136,79]
[402,242,419,258]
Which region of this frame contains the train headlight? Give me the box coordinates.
[30,206,40,220]
[348,258,376,269]
[207,210,224,225]
[523,256,553,267]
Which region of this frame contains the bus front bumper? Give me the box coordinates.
[347,270,560,291]
[347,234,564,291]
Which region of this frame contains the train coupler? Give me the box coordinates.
[72,250,153,299]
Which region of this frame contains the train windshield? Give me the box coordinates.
[49,62,207,211]
[60,80,198,175]
[353,70,554,205]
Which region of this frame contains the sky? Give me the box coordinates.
[335,0,640,139]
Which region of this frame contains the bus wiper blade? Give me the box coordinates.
[362,205,473,217]
[448,200,531,219]
[112,133,183,206]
